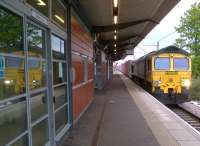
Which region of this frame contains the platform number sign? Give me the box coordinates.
[0,55,5,79]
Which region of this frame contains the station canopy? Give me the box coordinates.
[73,0,180,61]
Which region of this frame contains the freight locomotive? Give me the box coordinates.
[117,46,191,104]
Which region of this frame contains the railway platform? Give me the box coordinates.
[61,71,200,146]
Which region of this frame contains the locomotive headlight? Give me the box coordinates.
[154,80,162,87]
[182,79,191,88]
[4,80,11,85]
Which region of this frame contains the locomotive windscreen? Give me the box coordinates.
[155,58,170,70]
[174,58,189,70]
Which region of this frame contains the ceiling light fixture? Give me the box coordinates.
[114,30,117,34]
[114,35,117,40]
[114,0,118,8]
[114,16,118,24]
[114,44,116,47]
[37,0,46,6]
[54,14,65,24]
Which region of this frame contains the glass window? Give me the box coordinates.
[174,58,189,70]
[154,57,170,70]
[0,97,27,146]
[55,106,68,134]
[54,85,67,110]
[51,35,65,60]
[72,54,84,85]
[0,6,24,56]
[29,60,40,69]
[131,65,134,73]
[11,135,28,146]
[88,61,93,80]
[0,56,25,101]
[27,0,49,17]
[6,57,23,68]
[32,118,49,146]
[28,60,46,90]
[83,58,88,82]
[52,0,66,28]
[53,62,66,85]
[31,91,47,122]
[27,23,45,58]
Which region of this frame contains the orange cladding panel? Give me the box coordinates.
[71,14,94,120]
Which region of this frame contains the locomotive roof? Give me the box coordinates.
[151,45,189,56]
[136,45,189,62]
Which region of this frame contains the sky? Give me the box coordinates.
[117,0,199,64]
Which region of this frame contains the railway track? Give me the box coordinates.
[167,105,200,132]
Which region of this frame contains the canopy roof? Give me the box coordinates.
[72,0,180,60]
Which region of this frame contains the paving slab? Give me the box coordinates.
[61,72,200,146]
[60,74,159,146]
[97,75,159,146]
[120,72,200,146]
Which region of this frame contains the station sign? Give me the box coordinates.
[0,55,5,79]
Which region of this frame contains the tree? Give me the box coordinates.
[175,2,200,55]
[0,6,23,53]
[175,2,200,78]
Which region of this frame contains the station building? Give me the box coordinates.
[0,0,179,146]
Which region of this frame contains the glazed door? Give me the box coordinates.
[51,34,69,139]
[26,21,50,146]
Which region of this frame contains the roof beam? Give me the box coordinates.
[104,34,143,45]
[93,19,158,33]
[117,47,133,51]
[108,41,136,48]
[107,46,134,55]
[116,43,132,48]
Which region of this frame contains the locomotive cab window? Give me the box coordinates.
[131,65,134,73]
[147,60,152,71]
[154,57,170,70]
[173,58,189,70]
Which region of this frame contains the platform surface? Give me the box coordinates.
[61,72,200,146]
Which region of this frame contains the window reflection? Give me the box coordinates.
[55,106,67,134]
[27,0,49,17]
[0,97,27,146]
[54,85,67,110]
[28,60,46,90]
[51,35,65,60]
[52,0,66,28]
[53,62,66,85]
[0,6,24,56]
[31,91,47,122]
[0,56,25,101]
[32,118,49,146]
[27,23,45,58]
[11,135,28,146]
